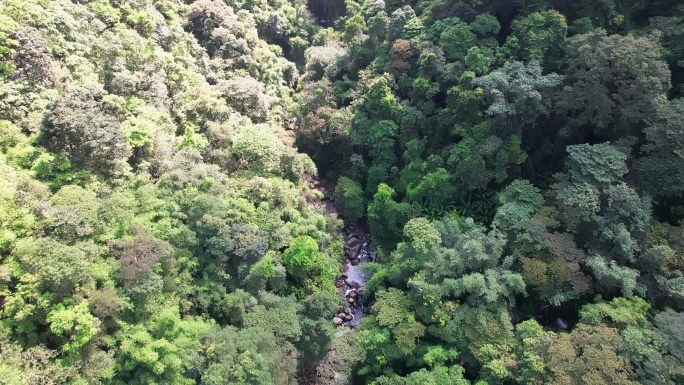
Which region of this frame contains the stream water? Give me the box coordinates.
[333,226,374,327]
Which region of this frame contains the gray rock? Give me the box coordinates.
[346,237,360,248]
[332,317,343,326]
[350,245,361,259]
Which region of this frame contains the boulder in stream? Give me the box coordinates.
[346,237,360,249]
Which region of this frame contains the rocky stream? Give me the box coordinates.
[332,223,375,327]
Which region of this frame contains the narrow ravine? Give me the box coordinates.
[333,223,375,327]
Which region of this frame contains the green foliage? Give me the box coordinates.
[334,176,365,222]
[560,29,671,139]
[284,236,320,278]
[498,180,544,210]
[9,237,90,299]
[585,254,640,297]
[473,61,562,137]
[407,168,457,215]
[49,184,99,244]
[368,183,417,250]
[494,179,543,232]
[439,19,475,61]
[232,124,286,175]
[202,326,286,385]
[553,144,651,290]
[510,10,567,67]
[464,46,494,75]
[47,300,100,354]
[121,105,174,149]
[43,83,132,174]
[637,99,684,198]
[2,0,684,384]
[284,236,336,293]
[0,14,18,77]
[470,14,500,38]
[565,143,628,186]
[115,305,212,385]
[579,296,650,329]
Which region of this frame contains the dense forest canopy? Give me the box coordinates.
[0,0,683,384]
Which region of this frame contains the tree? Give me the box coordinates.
[334,176,365,222]
[217,77,270,123]
[297,291,338,366]
[559,29,670,140]
[651,310,684,383]
[188,0,252,57]
[352,76,401,124]
[12,26,52,86]
[555,143,649,251]
[283,236,336,293]
[418,46,446,79]
[553,143,651,296]
[43,83,132,174]
[0,341,80,384]
[469,13,500,38]
[110,233,174,299]
[10,237,90,300]
[3,237,91,342]
[374,288,426,354]
[0,14,17,77]
[384,217,441,284]
[473,60,562,137]
[493,179,543,233]
[579,296,649,329]
[304,43,348,80]
[636,99,684,198]
[284,236,320,280]
[384,39,412,75]
[121,104,175,150]
[439,19,475,61]
[115,305,212,385]
[46,300,100,354]
[201,325,298,385]
[541,324,637,385]
[231,123,286,175]
[387,6,416,41]
[464,46,494,75]
[367,119,399,168]
[388,365,470,385]
[48,185,99,244]
[354,288,427,376]
[564,143,628,187]
[367,183,416,251]
[620,312,684,385]
[450,304,514,365]
[509,10,567,67]
[406,168,457,216]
